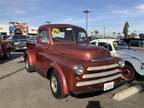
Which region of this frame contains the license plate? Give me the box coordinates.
[104,82,114,91]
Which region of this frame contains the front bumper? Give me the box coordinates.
[71,78,125,95]
[69,63,126,94]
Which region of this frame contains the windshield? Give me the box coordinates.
[113,40,129,50]
[51,27,88,43]
[13,35,27,40]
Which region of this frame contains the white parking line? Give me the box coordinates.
[112,84,143,101]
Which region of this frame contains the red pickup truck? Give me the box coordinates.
[24,24,126,99]
[0,39,12,58]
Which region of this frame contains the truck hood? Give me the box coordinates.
[116,49,144,61]
[51,43,111,61]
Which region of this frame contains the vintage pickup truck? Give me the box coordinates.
[24,24,126,99]
[0,38,12,58]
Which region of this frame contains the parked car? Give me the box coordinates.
[128,39,144,51]
[90,38,144,81]
[24,24,127,99]
[27,34,37,43]
[11,35,27,51]
[0,38,12,58]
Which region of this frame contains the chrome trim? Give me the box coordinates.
[91,57,112,62]
[87,63,119,71]
[83,69,119,79]
[76,74,121,87]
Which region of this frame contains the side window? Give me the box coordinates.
[98,42,112,51]
[38,30,49,43]
[140,41,144,47]
[90,42,97,45]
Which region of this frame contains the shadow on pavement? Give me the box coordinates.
[71,91,103,99]
[86,101,103,108]
[0,51,24,64]
[0,67,25,80]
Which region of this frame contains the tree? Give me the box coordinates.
[139,33,144,39]
[94,30,99,35]
[123,21,129,39]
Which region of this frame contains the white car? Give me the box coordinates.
[90,38,144,81]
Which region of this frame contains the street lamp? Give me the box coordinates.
[46,21,51,24]
[83,10,91,33]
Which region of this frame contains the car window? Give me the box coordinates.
[140,41,144,47]
[90,41,96,45]
[98,42,112,51]
[113,41,129,50]
[51,27,74,42]
[129,40,139,47]
[12,35,27,40]
[38,30,49,43]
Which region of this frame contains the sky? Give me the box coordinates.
[0,0,144,34]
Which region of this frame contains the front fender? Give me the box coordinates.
[50,62,69,95]
[124,57,144,76]
[25,50,36,65]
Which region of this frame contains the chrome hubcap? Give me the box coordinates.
[51,76,58,93]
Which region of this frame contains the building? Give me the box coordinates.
[0,22,38,36]
[0,24,9,36]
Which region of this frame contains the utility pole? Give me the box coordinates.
[46,21,51,24]
[103,27,106,38]
[83,10,91,34]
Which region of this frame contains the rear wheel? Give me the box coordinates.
[123,64,135,82]
[25,56,34,72]
[50,70,66,99]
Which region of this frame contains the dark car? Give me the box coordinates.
[11,35,27,51]
[27,34,37,43]
[128,39,144,51]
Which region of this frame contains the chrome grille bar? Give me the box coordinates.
[87,63,119,71]
[83,69,119,79]
[76,74,121,87]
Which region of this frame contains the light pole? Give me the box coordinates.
[46,21,51,24]
[83,10,91,33]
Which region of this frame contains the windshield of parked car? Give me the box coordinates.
[12,35,27,40]
[113,40,129,50]
[51,27,88,43]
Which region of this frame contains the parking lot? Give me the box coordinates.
[0,52,144,108]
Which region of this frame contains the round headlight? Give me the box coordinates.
[73,64,84,75]
[118,60,125,67]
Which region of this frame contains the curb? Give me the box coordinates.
[112,84,143,101]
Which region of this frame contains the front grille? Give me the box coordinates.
[83,69,119,79]
[76,63,121,87]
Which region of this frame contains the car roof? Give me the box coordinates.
[90,38,120,43]
[39,24,85,30]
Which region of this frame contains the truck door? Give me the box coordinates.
[35,29,50,74]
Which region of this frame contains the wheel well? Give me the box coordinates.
[125,61,136,72]
[47,68,54,79]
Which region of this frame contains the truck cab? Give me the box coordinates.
[25,24,126,99]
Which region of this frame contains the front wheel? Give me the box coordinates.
[25,57,34,72]
[123,65,135,82]
[50,70,66,99]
